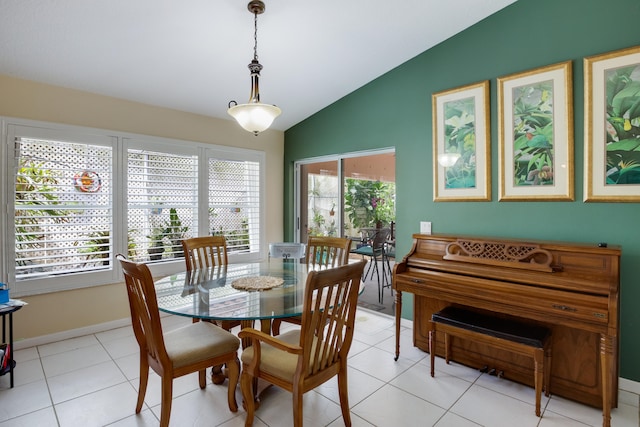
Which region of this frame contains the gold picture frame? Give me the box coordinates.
[584,45,640,202]
[498,61,574,201]
[432,80,491,202]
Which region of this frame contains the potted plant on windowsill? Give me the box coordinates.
[147,227,166,261]
[163,208,188,258]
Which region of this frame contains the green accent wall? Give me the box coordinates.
[284,0,640,381]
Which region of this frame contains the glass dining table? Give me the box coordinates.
[155,259,320,384]
[155,258,364,385]
[154,259,314,338]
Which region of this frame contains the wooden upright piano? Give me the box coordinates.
[393,233,620,427]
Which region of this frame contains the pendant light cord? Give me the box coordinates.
[253,10,259,62]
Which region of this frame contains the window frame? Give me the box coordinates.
[1,117,266,297]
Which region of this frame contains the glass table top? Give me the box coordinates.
[155,260,314,321]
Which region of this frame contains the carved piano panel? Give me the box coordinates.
[393,234,620,427]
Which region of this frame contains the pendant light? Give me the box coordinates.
[228,0,281,136]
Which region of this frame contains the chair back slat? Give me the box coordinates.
[182,236,228,270]
[300,260,365,377]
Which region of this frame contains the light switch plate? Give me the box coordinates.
[420,221,432,234]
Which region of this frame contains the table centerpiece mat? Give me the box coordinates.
[231,276,284,291]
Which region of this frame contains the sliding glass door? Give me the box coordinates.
[295,150,395,245]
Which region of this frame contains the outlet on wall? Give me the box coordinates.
[420,221,432,234]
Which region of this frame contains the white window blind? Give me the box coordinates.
[2,119,267,296]
[127,148,198,263]
[14,137,113,280]
[208,157,261,255]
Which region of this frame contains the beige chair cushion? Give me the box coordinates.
[164,321,239,369]
[241,330,301,382]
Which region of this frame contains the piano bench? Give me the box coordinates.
[429,306,551,417]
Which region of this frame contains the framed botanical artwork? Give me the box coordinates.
[584,45,640,202]
[432,80,490,201]
[497,61,574,201]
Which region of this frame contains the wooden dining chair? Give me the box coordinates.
[238,260,366,427]
[271,236,352,335]
[305,236,352,268]
[117,255,240,427]
[181,235,228,270]
[181,235,242,331]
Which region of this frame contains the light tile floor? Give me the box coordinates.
[0,309,638,426]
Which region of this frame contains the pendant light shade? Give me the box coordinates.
[228,1,281,135]
[228,102,281,134]
[228,102,280,135]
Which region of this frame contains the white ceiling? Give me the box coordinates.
[0,0,517,131]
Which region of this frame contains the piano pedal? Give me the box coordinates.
[496,370,504,378]
[479,366,489,373]
[488,368,497,376]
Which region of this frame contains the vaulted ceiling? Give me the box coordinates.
[0,0,517,131]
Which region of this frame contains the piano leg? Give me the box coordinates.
[600,334,614,427]
[429,325,435,377]
[394,290,402,361]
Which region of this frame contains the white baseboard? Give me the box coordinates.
[619,377,640,395]
[13,317,133,350]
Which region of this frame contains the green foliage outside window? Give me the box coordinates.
[344,178,395,229]
[15,160,70,265]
